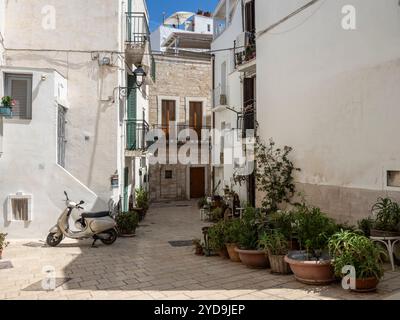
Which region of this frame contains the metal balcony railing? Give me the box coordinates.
[126,119,150,151]
[126,12,150,45]
[238,99,256,138]
[151,124,212,143]
[234,32,256,69]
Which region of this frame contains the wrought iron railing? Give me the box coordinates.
[126,12,150,45]
[126,119,150,151]
[234,32,256,69]
[151,124,212,143]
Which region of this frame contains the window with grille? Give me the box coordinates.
[7,194,33,222]
[4,73,33,120]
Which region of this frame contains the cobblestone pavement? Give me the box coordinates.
[1,201,400,300]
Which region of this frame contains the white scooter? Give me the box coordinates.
[46,191,118,247]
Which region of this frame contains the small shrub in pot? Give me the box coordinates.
[370,197,400,237]
[208,221,229,258]
[224,219,242,262]
[116,211,139,236]
[259,230,291,274]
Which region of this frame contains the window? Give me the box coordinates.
[4,73,33,120]
[7,193,33,222]
[207,24,211,32]
[165,170,173,179]
[387,171,400,188]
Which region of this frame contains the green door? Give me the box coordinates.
[123,167,129,212]
[126,74,137,150]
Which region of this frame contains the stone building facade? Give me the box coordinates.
[148,54,212,202]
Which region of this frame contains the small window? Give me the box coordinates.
[387,171,400,188]
[207,24,211,32]
[7,193,33,222]
[4,73,33,120]
[165,170,173,179]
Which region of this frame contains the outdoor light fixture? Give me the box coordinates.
[133,65,147,88]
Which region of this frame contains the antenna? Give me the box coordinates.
[162,11,166,25]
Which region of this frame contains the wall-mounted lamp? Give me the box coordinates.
[133,65,147,88]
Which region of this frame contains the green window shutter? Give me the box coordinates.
[126,74,137,149]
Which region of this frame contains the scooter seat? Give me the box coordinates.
[82,211,110,219]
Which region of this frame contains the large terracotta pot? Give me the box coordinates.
[353,277,380,293]
[268,252,292,275]
[235,248,269,269]
[285,251,335,285]
[226,243,241,262]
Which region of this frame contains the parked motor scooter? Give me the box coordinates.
[46,191,118,247]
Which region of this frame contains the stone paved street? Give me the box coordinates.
[1,201,400,300]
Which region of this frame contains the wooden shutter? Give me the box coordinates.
[189,102,203,139]
[5,74,32,120]
[161,100,176,138]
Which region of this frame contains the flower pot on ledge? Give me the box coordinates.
[0,107,12,118]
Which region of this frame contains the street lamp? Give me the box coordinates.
[133,65,147,88]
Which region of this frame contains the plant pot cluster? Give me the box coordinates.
[116,211,140,237]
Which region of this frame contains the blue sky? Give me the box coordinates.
[147,0,219,31]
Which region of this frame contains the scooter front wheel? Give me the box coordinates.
[100,229,118,245]
[46,232,63,247]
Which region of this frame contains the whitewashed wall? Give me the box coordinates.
[256,0,400,222]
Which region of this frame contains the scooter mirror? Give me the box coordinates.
[79,200,85,205]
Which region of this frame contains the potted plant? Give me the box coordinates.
[0,233,9,260]
[208,221,229,258]
[116,211,139,237]
[357,217,375,237]
[224,219,242,262]
[135,187,149,220]
[209,207,223,222]
[268,210,299,250]
[370,197,400,237]
[0,96,15,117]
[193,239,204,256]
[259,230,291,274]
[235,207,269,269]
[329,230,385,292]
[197,197,208,209]
[284,204,337,285]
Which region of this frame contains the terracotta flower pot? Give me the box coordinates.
[226,243,241,262]
[235,248,269,269]
[268,252,292,275]
[219,246,230,259]
[285,251,335,285]
[352,277,380,293]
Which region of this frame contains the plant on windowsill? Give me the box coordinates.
[329,230,386,292]
[116,211,139,237]
[235,206,270,269]
[284,204,338,285]
[0,233,9,260]
[370,197,400,237]
[0,96,15,117]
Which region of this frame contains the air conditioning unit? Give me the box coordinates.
[235,32,252,52]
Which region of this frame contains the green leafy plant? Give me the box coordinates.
[210,207,223,222]
[237,206,265,250]
[135,188,149,212]
[329,230,385,280]
[267,210,295,240]
[255,139,301,213]
[224,219,242,244]
[197,197,208,209]
[357,217,374,237]
[116,211,139,235]
[1,96,16,108]
[0,233,9,250]
[258,230,289,256]
[292,204,337,259]
[371,197,400,232]
[208,221,227,251]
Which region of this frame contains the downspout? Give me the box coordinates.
[211,53,216,195]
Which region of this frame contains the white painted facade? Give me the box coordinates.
[211,0,251,202]
[256,0,400,221]
[0,0,151,238]
[151,14,213,52]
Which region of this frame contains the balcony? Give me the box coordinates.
[125,119,150,157]
[238,99,256,138]
[234,31,256,73]
[125,12,150,66]
[151,124,211,145]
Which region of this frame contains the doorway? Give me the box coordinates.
[190,167,205,199]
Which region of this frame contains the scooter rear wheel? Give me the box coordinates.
[46,233,63,247]
[100,229,118,245]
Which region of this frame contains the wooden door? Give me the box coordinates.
[161,100,176,139]
[190,167,205,199]
[189,101,203,140]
